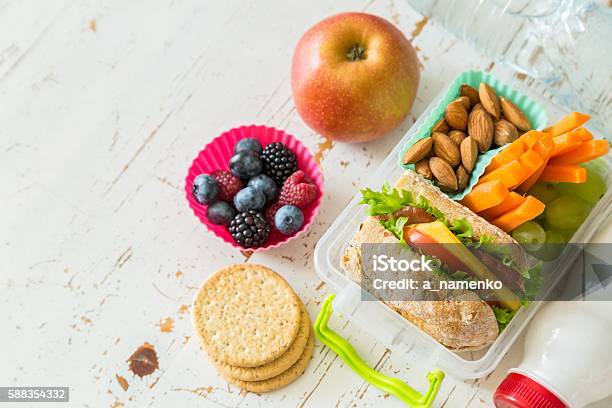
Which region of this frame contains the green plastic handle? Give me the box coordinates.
[313,294,445,408]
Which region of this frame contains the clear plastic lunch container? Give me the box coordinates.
[313,71,612,379]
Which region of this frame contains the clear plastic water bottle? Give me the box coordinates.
[405,0,612,134]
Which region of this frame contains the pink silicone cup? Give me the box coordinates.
[185,125,324,252]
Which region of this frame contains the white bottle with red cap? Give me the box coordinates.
[494,301,612,408]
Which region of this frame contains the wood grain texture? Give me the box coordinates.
[2,0,611,407]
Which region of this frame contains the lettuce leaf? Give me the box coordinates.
[474,234,494,249]
[380,216,409,242]
[449,218,473,238]
[421,254,445,277]
[360,184,414,216]
[492,305,517,331]
[449,270,471,281]
[523,260,543,301]
[360,186,447,222]
[414,195,446,221]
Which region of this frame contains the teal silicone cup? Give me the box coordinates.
[398,70,548,200]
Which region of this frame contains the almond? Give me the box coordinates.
[415,159,433,180]
[478,83,501,119]
[448,130,466,146]
[494,119,518,146]
[460,84,480,106]
[456,165,469,190]
[437,184,457,194]
[445,101,468,131]
[429,157,458,190]
[433,132,461,166]
[402,137,433,164]
[468,109,494,152]
[472,103,484,112]
[431,117,450,134]
[454,96,472,110]
[500,97,531,131]
[460,137,478,173]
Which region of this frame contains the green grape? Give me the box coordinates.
[544,195,591,230]
[535,230,566,261]
[583,158,608,177]
[545,230,566,244]
[557,167,607,205]
[543,220,577,242]
[528,182,560,204]
[511,221,546,252]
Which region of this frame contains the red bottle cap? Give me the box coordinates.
[494,372,567,408]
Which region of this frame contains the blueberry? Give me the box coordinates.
[233,186,266,212]
[230,151,263,179]
[234,138,263,155]
[274,205,304,235]
[192,174,219,204]
[206,202,236,225]
[247,174,278,203]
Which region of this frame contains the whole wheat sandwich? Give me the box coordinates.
[342,170,539,351]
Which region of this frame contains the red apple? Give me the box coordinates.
[291,12,420,143]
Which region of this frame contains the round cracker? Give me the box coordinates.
[214,303,311,381]
[192,264,301,367]
[223,331,314,393]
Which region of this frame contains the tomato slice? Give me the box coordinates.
[403,226,470,273]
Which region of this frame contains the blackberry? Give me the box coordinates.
[260,142,298,185]
[228,210,271,248]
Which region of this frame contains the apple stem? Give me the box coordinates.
[346,44,366,61]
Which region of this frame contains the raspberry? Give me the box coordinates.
[211,170,242,202]
[279,170,318,208]
[264,202,283,225]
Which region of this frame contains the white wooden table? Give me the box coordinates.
[2,0,611,407]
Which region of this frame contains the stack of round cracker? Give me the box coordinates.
[192,264,314,392]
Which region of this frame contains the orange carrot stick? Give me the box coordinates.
[532,133,555,158]
[538,164,587,183]
[550,127,593,157]
[486,140,525,173]
[491,196,546,232]
[460,180,509,213]
[478,192,527,221]
[515,134,555,193]
[477,160,527,189]
[516,166,546,194]
[517,149,545,187]
[549,140,610,165]
[544,112,591,137]
[518,130,544,149]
